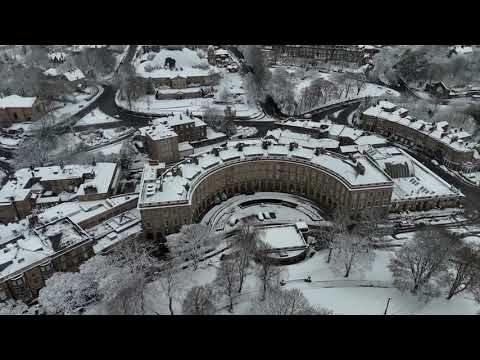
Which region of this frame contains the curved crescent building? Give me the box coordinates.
[138,140,395,241]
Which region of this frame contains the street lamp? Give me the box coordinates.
[384,297,392,315]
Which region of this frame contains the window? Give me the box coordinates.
[13,278,24,286]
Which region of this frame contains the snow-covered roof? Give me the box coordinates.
[363,102,476,153]
[354,134,387,146]
[139,140,393,207]
[91,209,142,254]
[0,95,37,109]
[0,217,90,279]
[62,68,85,82]
[0,189,31,205]
[1,163,117,198]
[153,113,202,128]
[43,68,59,77]
[366,147,463,202]
[135,47,218,79]
[48,52,66,61]
[450,45,473,55]
[139,123,177,141]
[259,224,306,250]
[266,129,339,150]
[178,141,194,152]
[37,194,137,226]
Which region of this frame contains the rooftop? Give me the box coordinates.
[135,47,218,79]
[1,162,118,198]
[138,140,393,208]
[89,209,142,254]
[0,95,37,109]
[363,101,476,153]
[258,224,306,250]
[265,128,339,149]
[366,147,463,202]
[0,217,90,279]
[139,123,177,141]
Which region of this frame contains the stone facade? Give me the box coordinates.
[139,150,394,241]
[0,195,138,303]
[271,45,366,65]
[0,96,45,128]
[144,131,180,164]
[361,113,476,170]
[361,102,478,171]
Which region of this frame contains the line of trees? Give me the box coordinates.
[389,226,480,301]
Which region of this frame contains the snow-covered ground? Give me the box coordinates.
[87,140,126,156]
[232,126,258,138]
[115,68,262,119]
[78,127,135,149]
[105,246,480,315]
[75,108,121,127]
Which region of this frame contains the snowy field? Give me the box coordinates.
[115,69,263,119]
[84,246,480,315]
[271,66,400,113]
[75,108,121,127]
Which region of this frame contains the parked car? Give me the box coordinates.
[263,212,271,220]
[269,212,276,219]
[257,212,265,221]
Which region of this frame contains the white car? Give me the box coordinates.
[114,114,120,119]
[257,212,265,221]
[263,212,271,220]
[229,217,238,227]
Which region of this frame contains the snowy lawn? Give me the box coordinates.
[39,86,103,126]
[75,108,121,127]
[138,247,480,315]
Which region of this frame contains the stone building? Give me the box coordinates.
[361,101,480,171]
[138,140,394,241]
[137,113,207,162]
[0,217,94,303]
[0,190,34,224]
[138,123,180,164]
[0,163,120,223]
[0,194,138,303]
[0,95,45,127]
[271,45,367,65]
[365,147,464,212]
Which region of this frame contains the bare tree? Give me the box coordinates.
[389,227,460,295]
[242,45,271,102]
[252,288,333,315]
[214,258,240,313]
[255,241,283,301]
[157,259,186,315]
[229,220,259,293]
[169,224,221,271]
[440,241,480,300]
[202,105,234,135]
[330,232,375,278]
[182,285,217,315]
[268,68,295,115]
[38,271,99,315]
[0,299,41,315]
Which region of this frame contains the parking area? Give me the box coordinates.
[201,192,326,232]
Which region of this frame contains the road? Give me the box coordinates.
[311,101,361,125]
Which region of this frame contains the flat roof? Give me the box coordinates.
[258,224,306,250]
[367,147,463,202]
